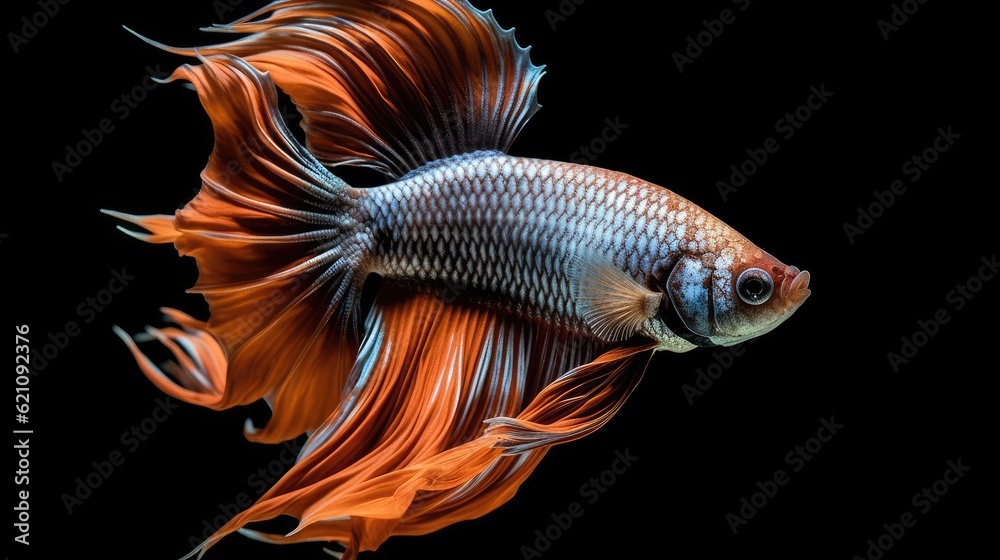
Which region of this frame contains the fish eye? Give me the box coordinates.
[736,268,773,305]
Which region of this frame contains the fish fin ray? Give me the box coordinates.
[484,343,656,454]
[132,0,545,178]
[187,290,608,558]
[99,210,181,243]
[570,255,662,343]
[110,56,370,442]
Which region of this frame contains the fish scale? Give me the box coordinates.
[360,150,732,335]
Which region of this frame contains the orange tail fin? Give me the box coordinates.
[105,55,369,443]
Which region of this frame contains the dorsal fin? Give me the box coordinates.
[129,0,545,178]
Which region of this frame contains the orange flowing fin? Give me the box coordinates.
[181,291,604,560]
[107,55,370,442]
[485,342,656,454]
[127,0,545,178]
[100,210,181,243]
[111,310,224,407]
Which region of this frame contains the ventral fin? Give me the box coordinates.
[570,256,662,343]
[128,0,545,179]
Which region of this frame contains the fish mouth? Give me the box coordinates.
[779,266,811,307]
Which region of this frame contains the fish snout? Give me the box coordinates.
[779,265,811,306]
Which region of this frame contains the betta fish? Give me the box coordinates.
[104,1,810,558]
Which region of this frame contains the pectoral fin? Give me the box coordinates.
[570,256,662,343]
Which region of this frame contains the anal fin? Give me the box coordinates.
[187,289,652,559]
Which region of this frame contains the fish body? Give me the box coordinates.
[363,150,807,348]
[105,1,810,558]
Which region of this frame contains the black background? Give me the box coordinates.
[7,1,994,559]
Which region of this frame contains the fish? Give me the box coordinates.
[104,1,811,558]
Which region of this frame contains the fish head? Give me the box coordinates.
[655,248,810,348]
